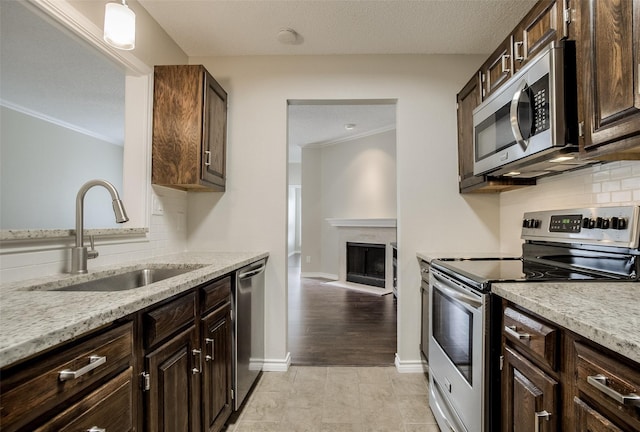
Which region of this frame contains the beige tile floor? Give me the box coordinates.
[223,366,441,432]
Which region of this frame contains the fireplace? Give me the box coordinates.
[346,242,386,288]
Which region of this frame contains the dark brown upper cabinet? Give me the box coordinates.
[152,65,227,191]
[512,0,567,73]
[480,35,514,100]
[576,0,640,159]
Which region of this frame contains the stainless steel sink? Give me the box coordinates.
[50,266,202,292]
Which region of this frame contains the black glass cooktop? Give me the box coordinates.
[431,257,605,291]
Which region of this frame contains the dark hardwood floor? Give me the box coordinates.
[287,254,397,366]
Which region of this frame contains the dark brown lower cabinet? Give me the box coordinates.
[0,274,236,432]
[502,345,559,432]
[502,299,640,432]
[202,302,233,432]
[574,397,624,432]
[145,326,201,432]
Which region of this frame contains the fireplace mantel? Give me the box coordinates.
[326,218,397,228]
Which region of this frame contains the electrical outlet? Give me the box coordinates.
[151,195,164,216]
[306,256,311,263]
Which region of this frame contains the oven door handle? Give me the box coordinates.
[431,276,482,309]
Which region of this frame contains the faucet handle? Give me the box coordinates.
[87,235,99,260]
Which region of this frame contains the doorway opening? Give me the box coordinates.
[287,99,398,366]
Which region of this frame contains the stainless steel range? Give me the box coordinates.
[428,206,640,432]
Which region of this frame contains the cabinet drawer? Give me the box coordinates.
[0,322,133,431]
[504,306,558,370]
[201,276,231,314]
[574,397,625,432]
[144,291,196,348]
[33,367,133,432]
[575,342,640,430]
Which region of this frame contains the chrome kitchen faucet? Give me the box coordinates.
[70,179,129,274]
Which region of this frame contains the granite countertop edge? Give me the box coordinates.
[0,250,269,369]
[492,282,640,364]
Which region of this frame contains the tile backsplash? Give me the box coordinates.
[500,160,640,253]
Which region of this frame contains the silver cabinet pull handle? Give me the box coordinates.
[204,150,212,167]
[205,337,214,361]
[501,54,511,73]
[192,349,202,374]
[59,355,107,381]
[87,427,106,432]
[534,410,550,432]
[505,325,531,340]
[587,374,640,406]
[514,41,524,61]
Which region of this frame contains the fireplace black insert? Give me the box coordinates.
[346,242,386,288]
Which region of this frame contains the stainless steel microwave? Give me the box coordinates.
[472,41,582,178]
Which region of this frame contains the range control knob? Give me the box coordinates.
[602,218,610,229]
[611,217,619,229]
[617,217,627,230]
[582,217,590,228]
[523,219,540,229]
[596,217,603,229]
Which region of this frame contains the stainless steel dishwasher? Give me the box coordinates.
[232,258,266,410]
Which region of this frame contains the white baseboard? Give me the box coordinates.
[288,250,301,258]
[262,352,291,372]
[300,272,338,280]
[394,353,429,373]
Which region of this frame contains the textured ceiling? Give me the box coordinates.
[138,0,537,57]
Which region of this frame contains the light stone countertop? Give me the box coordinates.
[492,281,640,364]
[0,227,148,241]
[0,251,268,369]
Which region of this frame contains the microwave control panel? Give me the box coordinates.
[530,74,549,135]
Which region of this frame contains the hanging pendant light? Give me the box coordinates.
[104,0,136,50]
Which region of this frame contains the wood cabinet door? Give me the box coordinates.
[201,303,233,432]
[502,345,559,432]
[145,326,200,432]
[457,73,483,191]
[574,397,625,432]
[578,0,640,154]
[513,0,565,73]
[202,71,227,189]
[152,65,204,188]
[481,35,514,100]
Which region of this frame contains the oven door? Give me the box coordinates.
[429,268,486,432]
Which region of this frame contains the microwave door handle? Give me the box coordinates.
[510,79,529,150]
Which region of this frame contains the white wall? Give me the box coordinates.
[300,148,323,274]
[187,54,496,368]
[300,128,397,277]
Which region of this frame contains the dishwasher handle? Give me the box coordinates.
[238,261,266,280]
